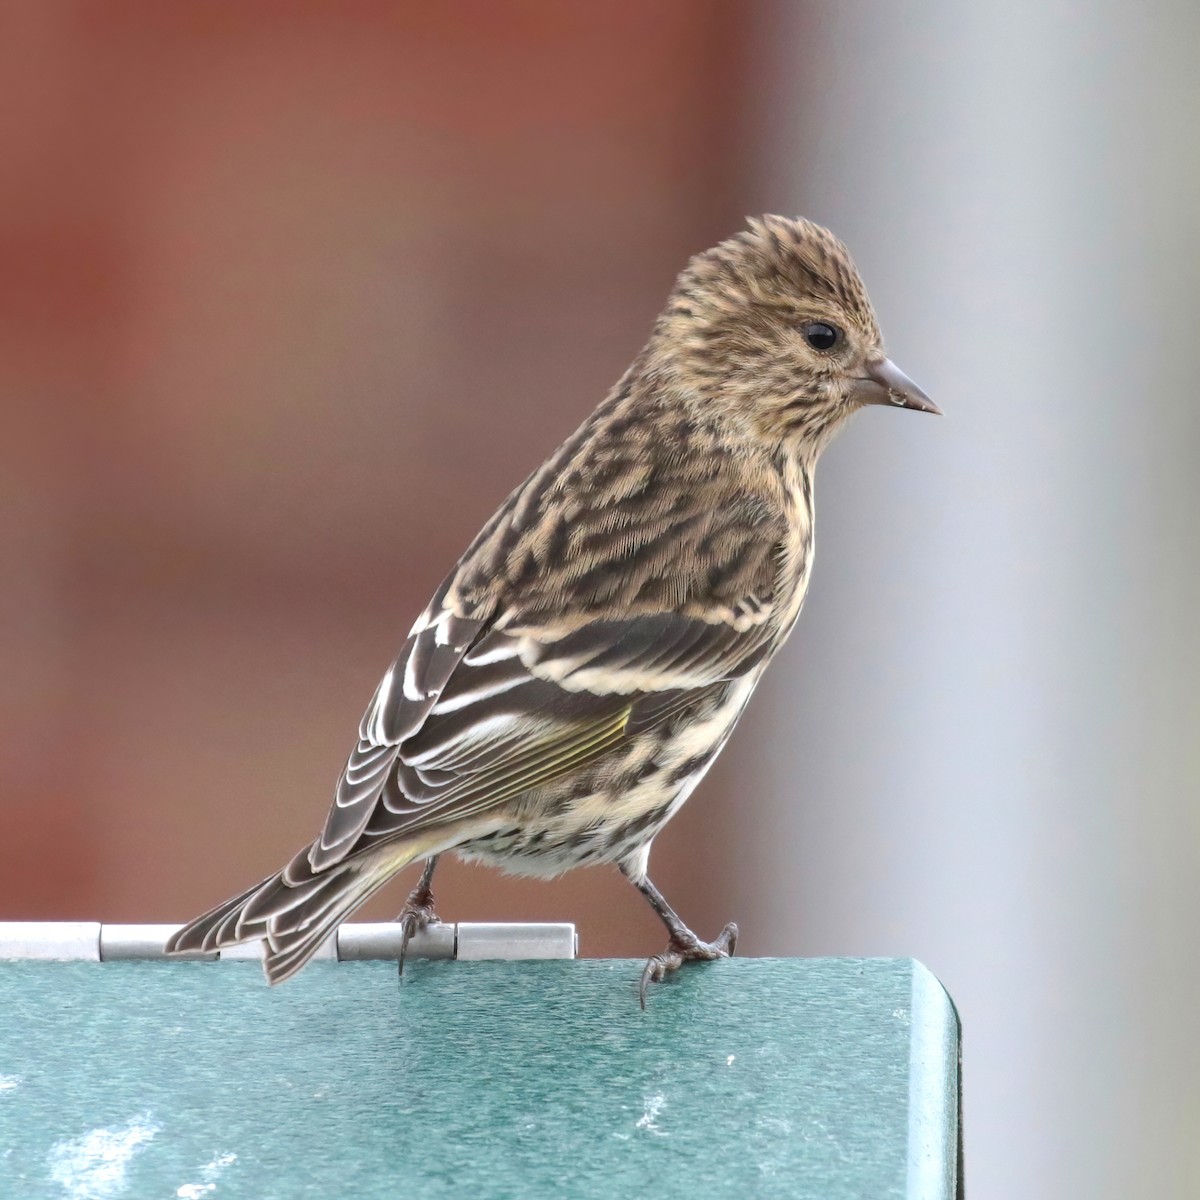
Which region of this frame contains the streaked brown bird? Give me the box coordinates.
[166,215,938,1003]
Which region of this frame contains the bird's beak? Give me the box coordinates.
[853,357,941,415]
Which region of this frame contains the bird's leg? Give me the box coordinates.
[395,856,441,976]
[624,870,738,1009]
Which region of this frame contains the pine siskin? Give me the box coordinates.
[166,216,939,1003]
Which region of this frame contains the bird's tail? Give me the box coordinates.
[165,839,428,985]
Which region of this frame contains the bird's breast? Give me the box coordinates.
[771,459,816,640]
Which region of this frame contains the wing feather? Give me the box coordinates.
[308,598,486,870]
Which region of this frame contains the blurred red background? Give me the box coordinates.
[0,2,759,954]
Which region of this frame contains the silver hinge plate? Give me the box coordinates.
[0,921,577,963]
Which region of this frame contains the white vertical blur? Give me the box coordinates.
[736,2,1200,1196]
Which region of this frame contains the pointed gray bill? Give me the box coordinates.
[853,357,941,415]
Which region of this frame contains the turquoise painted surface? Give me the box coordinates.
[0,957,957,1198]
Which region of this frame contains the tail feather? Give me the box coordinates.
[165,840,424,985]
[238,866,328,928]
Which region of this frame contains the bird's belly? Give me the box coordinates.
[453,673,759,878]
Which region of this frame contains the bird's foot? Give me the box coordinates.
[395,890,441,977]
[639,922,738,1009]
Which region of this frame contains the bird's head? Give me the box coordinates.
[651,215,939,457]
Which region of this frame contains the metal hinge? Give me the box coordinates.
[0,921,577,963]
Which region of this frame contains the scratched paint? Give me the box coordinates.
[175,1151,237,1199]
[47,1114,160,1199]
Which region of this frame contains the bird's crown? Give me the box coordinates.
[677,214,879,341]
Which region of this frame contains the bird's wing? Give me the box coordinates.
[308,601,779,871]
[309,452,792,871]
[307,582,488,870]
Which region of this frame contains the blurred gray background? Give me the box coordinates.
[3,3,1198,1196]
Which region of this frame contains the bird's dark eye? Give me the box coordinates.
[801,321,841,352]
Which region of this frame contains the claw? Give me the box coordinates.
[394,860,441,978]
[396,902,440,977]
[638,921,738,1009]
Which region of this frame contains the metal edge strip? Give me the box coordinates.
[0,921,577,963]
